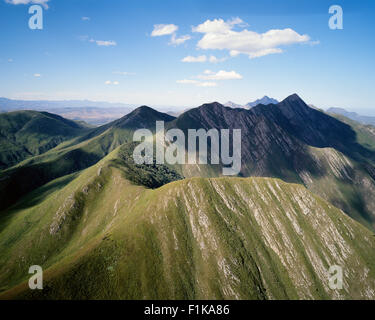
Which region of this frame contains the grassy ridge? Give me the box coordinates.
[0,107,176,212]
[0,110,90,170]
[1,148,375,299]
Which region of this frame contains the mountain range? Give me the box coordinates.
[0,97,135,111]
[246,95,279,108]
[0,98,135,126]
[224,96,279,109]
[328,107,375,126]
[1,94,375,299]
[0,98,190,126]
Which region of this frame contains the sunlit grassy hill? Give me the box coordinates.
[1,146,375,300]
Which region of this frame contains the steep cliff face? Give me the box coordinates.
[1,151,375,300]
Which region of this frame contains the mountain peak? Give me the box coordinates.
[132,105,155,114]
[282,93,304,103]
[224,101,245,109]
[200,101,225,109]
[112,105,175,129]
[246,96,279,108]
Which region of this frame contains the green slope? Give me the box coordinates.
[328,112,375,152]
[0,110,90,170]
[0,107,175,211]
[1,147,375,300]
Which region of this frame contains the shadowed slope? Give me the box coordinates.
[170,95,375,230]
[0,110,90,170]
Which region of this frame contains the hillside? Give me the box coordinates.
[1,147,375,299]
[2,95,375,233]
[0,108,176,211]
[0,111,90,170]
[328,107,375,127]
[328,112,375,152]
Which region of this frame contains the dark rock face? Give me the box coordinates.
[272,95,374,160]
[112,105,175,130]
[169,94,375,230]
[173,94,375,176]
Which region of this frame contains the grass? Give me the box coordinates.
[1,148,375,300]
[1,105,375,299]
[0,110,90,170]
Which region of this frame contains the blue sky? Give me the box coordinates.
[0,0,374,114]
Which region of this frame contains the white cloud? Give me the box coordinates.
[192,17,243,34]
[34,73,41,77]
[5,0,49,8]
[176,79,217,87]
[198,70,242,80]
[90,39,117,47]
[192,18,311,58]
[177,69,241,88]
[82,17,90,21]
[105,80,120,85]
[8,58,13,62]
[151,24,178,37]
[170,34,191,45]
[151,23,191,46]
[208,55,226,63]
[182,55,207,63]
[181,54,226,63]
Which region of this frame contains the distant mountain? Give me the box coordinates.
[328,107,375,126]
[223,101,245,109]
[44,107,133,126]
[246,96,279,108]
[0,98,135,126]
[0,97,134,110]
[224,97,279,109]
